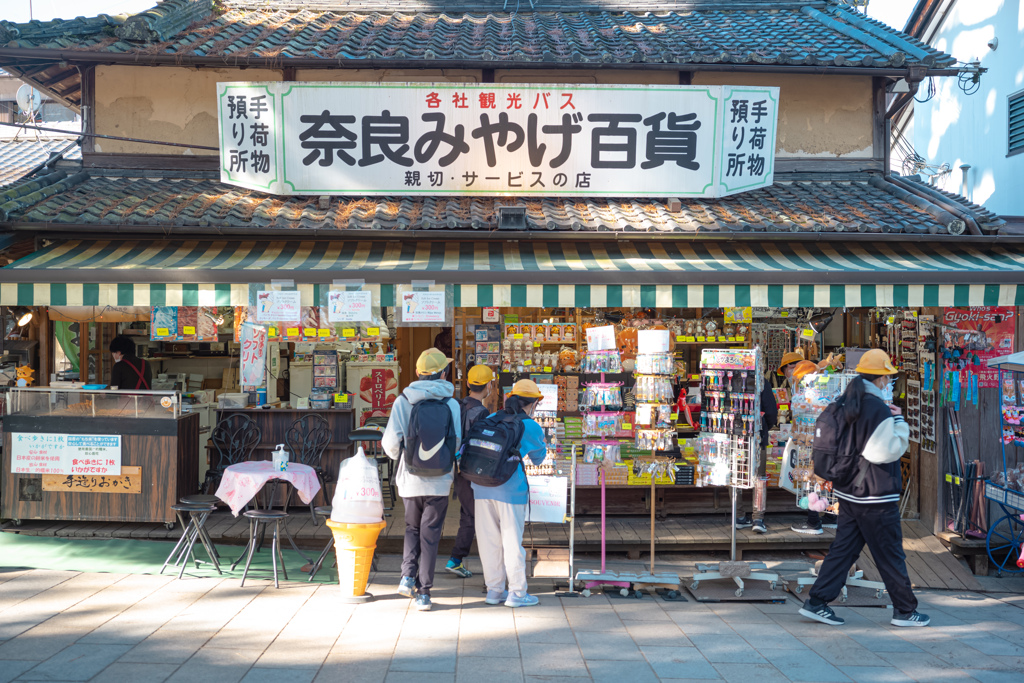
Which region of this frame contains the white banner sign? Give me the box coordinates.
[537,384,559,413]
[10,433,121,475]
[527,475,568,524]
[328,290,373,323]
[218,82,778,198]
[401,291,447,323]
[255,290,301,323]
[240,323,268,386]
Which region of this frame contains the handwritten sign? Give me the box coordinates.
[586,325,616,352]
[527,475,568,524]
[328,290,373,323]
[256,290,301,323]
[10,433,67,474]
[240,323,267,386]
[537,384,559,412]
[11,433,121,475]
[401,291,447,323]
[43,466,141,494]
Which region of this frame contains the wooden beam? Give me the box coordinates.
[81,66,96,155]
[83,152,218,170]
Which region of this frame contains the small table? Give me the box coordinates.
[216,461,322,517]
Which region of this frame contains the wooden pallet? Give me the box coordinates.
[856,520,983,592]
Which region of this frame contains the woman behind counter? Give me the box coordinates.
[109,335,152,390]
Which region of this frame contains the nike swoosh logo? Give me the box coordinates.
[418,441,444,461]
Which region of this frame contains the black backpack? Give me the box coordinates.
[402,398,457,477]
[460,410,526,487]
[811,398,861,487]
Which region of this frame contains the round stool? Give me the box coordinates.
[231,510,289,588]
[179,495,222,561]
[161,503,221,579]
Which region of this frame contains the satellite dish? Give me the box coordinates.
[16,84,41,115]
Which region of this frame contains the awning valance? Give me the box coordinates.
[3,238,1024,308]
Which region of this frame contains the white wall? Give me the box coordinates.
[913,0,1023,216]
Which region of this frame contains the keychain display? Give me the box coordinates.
[635,352,674,375]
[584,441,621,465]
[584,412,625,437]
[581,383,623,409]
[636,428,675,451]
[697,348,763,489]
[582,350,623,374]
[634,375,674,402]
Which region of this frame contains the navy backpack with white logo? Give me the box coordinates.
[402,398,457,477]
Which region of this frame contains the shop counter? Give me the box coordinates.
[2,388,199,526]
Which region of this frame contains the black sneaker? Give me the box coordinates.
[753,519,768,534]
[820,514,838,529]
[735,515,753,529]
[791,522,824,535]
[891,610,930,627]
[799,599,845,625]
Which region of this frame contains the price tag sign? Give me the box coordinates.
[342,328,356,338]
[514,333,524,340]
[718,336,727,342]
[524,359,533,366]
[544,366,553,372]
[303,327,316,337]
[670,413,678,421]
[801,329,815,339]
[269,327,277,336]
[334,393,349,403]
[286,327,299,337]
[622,423,633,430]
[183,326,196,335]
[367,327,380,336]
[156,328,169,336]
[318,328,331,337]
[945,473,952,483]
[685,336,695,342]
[534,341,541,348]
[737,335,746,342]
[728,337,736,342]
[696,336,706,342]
[676,335,684,342]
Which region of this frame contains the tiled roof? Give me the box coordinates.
[0,137,81,188]
[0,170,995,236]
[0,1,953,68]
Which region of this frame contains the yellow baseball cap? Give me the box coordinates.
[778,350,804,372]
[467,364,494,386]
[855,349,898,376]
[510,379,544,398]
[416,348,453,375]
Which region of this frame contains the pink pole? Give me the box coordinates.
[600,467,606,573]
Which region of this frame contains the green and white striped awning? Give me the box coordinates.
[3,238,1024,308]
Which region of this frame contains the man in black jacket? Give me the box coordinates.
[799,349,929,628]
[735,380,778,534]
[109,336,151,390]
[446,364,493,578]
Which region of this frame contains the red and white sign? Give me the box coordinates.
[11,433,121,475]
[240,323,268,386]
[527,475,568,524]
[943,306,1016,388]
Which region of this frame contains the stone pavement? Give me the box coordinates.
[1,558,1023,683]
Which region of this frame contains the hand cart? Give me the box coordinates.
[982,352,1024,574]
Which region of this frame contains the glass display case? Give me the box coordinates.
[5,388,181,420]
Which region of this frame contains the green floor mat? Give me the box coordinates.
[0,531,339,583]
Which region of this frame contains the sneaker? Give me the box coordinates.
[415,594,432,612]
[735,515,753,529]
[891,610,930,627]
[821,514,838,529]
[485,590,509,605]
[446,559,473,578]
[791,522,824,535]
[505,592,540,608]
[398,576,417,598]
[799,599,845,625]
[753,519,768,534]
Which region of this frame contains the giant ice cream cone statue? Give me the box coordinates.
[326,519,386,602]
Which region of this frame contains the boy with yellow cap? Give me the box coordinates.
[472,379,549,608]
[445,364,495,578]
[383,348,462,611]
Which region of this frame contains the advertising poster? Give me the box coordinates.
[527,475,568,524]
[328,290,373,323]
[401,291,447,323]
[943,307,1015,388]
[240,323,268,386]
[10,433,121,475]
[256,290,301,323]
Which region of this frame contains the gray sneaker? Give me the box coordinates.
[891,610,930,627]
[799,599,845,625]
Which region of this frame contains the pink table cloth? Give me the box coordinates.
[216,461,321,516]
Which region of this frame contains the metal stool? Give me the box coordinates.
[307,506,335,582]
[232,510,289,588]
[161,503,221,579]
[179,495,222,561]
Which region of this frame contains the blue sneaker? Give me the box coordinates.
[446,558,472,578]
[398,576,417,598]
[485,590,509,605]
[505,592,539,608]
[415,594,432,611]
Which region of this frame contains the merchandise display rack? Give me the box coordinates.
[690,347,779,597]
[983,353,1024,574]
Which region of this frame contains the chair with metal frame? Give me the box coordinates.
[276,413,333,524]
[203,414,261,495]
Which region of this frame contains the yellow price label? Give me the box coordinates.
[670,413,678,421]
[514,333,524,340]
[622,423,633,430]
[737,335,746,342]
[781,311,790,318]
[156,328,169,336]
[286,328,299,337]
[334,393,348,403]
[544,366,553,372]
[318,328,331,338]
[534,341,541,348]
[367,327,380,336]
[684,336,695,342]
[887,316,896,325]
[342,328,356,338]
[269,327,277,336]
[183,326,195,335]
[676,335,684,342]
[524,359,533,366]
[728,337,736,342]
[303,327,316,337]
[945,473,952,483]
[696,336,706,342]
[718,336,727,342]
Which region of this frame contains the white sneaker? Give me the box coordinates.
[485,590,509,605]
[505,592,539,608]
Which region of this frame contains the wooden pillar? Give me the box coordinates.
[37,308,50,385]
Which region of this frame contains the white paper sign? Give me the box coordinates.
[537,384,559,413]
[328,290,372,323]
[255,290,301,323]
[66,435,122,475]
[10,433,68,474]
[240,323,268,386]
[638,329,670,354]
[10,432,121,475]
[586,325,616,352]
[401,291,447,323]
[527,475,568,524]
